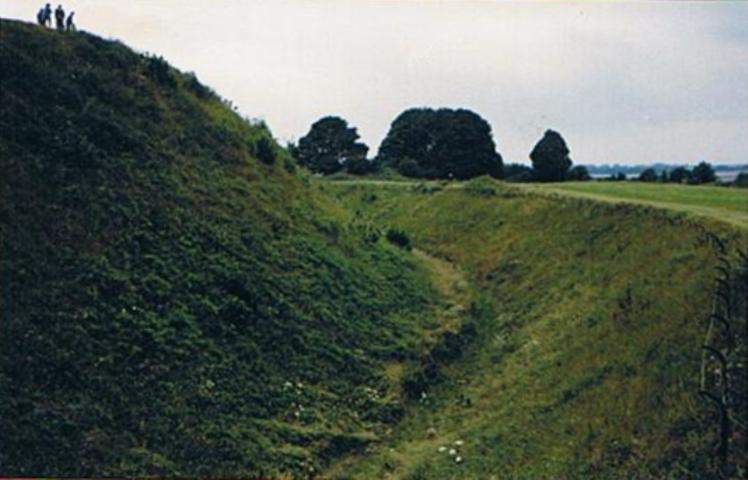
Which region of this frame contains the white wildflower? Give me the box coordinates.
[438,446,447,453]
[454,440,464,446]
[448,448,457,456]
[455,456,463,463]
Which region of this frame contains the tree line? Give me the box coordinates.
[289,108,736,185]
[289,108,578,182]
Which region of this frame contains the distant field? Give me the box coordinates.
[520,181,748,228]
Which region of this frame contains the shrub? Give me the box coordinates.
[568,165,591,181]
[254,136,276,165]
[183,72,214,99]
[144,54,175,87]
[734,172,748,188]
[386,228,411,250]
[638,168,658,182]
[345,156,376,175]
[503,163,533,182]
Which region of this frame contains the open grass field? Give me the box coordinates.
[520,181,748,229]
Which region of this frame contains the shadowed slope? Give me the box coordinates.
[0,20,438,476]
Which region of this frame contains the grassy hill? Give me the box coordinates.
[322,177,747,479]
[0,20,442,476]
[2,19,746,479]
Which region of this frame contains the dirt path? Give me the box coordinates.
[412,248,471,334]
[323,248,474,479]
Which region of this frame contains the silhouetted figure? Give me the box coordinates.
[42,4,52,27]
[66,12,76,32]
[36,8,45,26]
[54,5,65,31]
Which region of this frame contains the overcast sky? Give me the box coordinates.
[2,1,747,165]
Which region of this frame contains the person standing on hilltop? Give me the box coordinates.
[66,12,76,32]
[36,7,45,26]
[42,4,52,27]
[54,5,65,31]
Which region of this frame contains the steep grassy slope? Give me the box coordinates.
[0,20,440,476]
[324,178,747,479]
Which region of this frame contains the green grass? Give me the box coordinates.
[520,181,748,228]
[3,18,746,479]
[321,177,747,479]
[0,20,441,477]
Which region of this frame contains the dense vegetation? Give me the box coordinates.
[0,20,440,476]
[2,18,747,479]
[293,116,370,175]
[529,129,573,182]
[324,177,747,479]
[377,108,503,180]
[639,161,718,185]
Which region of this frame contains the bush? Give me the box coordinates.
[345,156,376,175]
[386,228,411,250]
[183,72,214,99]
[638,168,658,182]
[568,165,591,181]
[144,54,175,87]
[254,136,276,165]
[734,172,748,188]
[503,163,533,182]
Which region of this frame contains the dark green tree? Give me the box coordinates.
[345,156,378,175]
[295,116,368,174]
[503,163,534,182]
[734,172,748,188]
[568,165,591,181]
[690,161,716,184]
[668,166,691,184]
[377,108,503,179]
[529,130,572,182]
[638,168,658,182]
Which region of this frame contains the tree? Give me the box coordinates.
[529,130,572,182]
[345,156,378,175]
[606,172,627,181]
[503,163,534,182]
[377,108,503,179]
[254,136,276,165]
[638,168,658,182]
[568,165,591,181]
[295,116,368,174]
[668,166,690,184]
[690,161,716,184]
[734,172,748,188]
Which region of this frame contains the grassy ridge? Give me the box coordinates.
[0,20,440,476]
[520,181,748,228]
[323,177,747,479]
